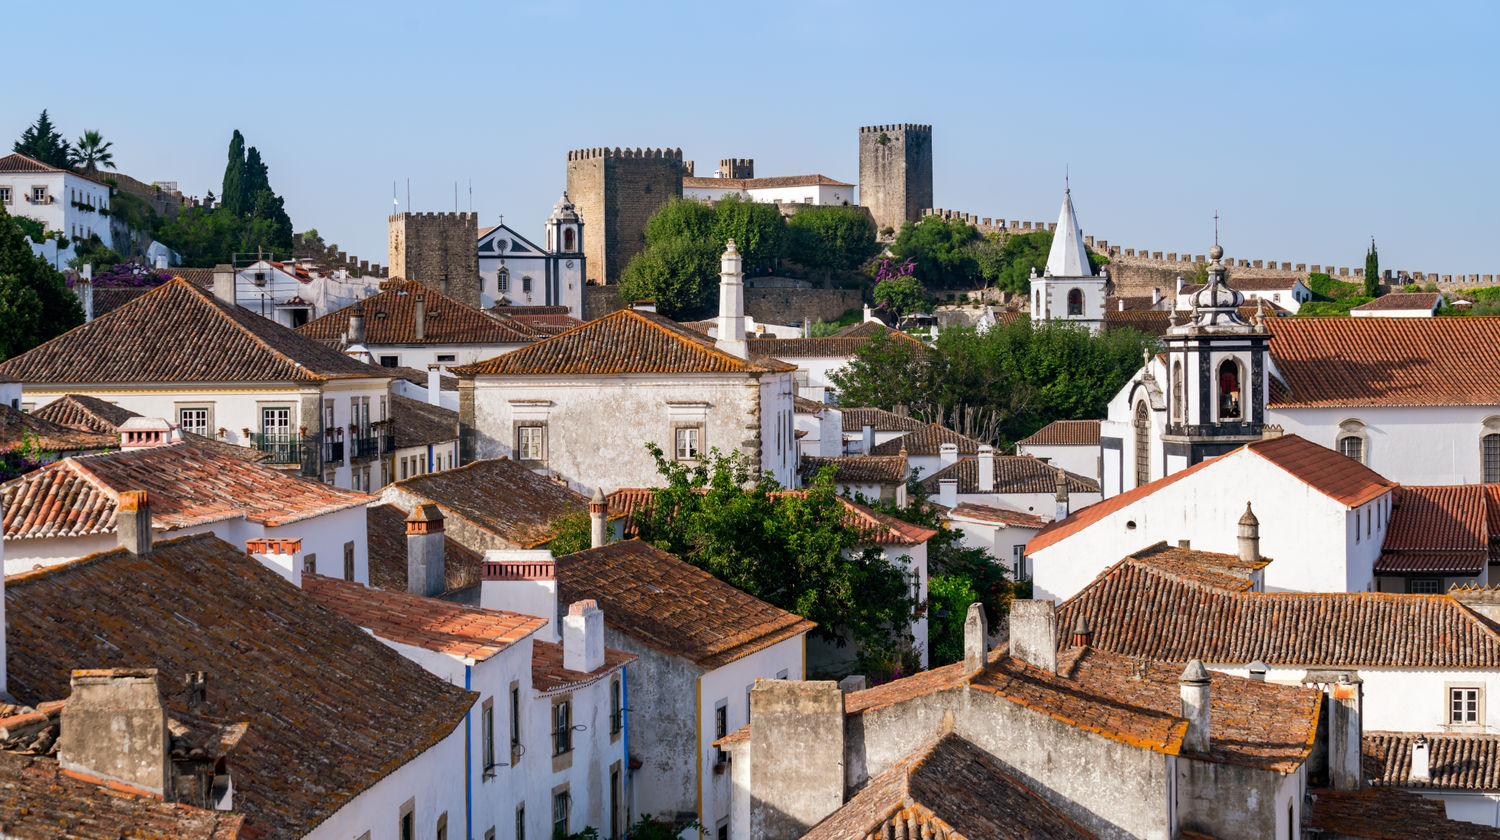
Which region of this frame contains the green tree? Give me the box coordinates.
[221,130,247,216]
[926,574,980,665]
[827,330,934,409]
[618,237,720,319]
[0,208,84,360]
[633,446,920,661]
[68,130,115,175]
[546,511,597,556]
[13,111,72,168]
[643,198,716,245]
[65,234,124,272]
[709,194,785,272]
[1364,238,1380,297]
[889,215,980,288]
[872,274,929,319]
[786,205,879,275]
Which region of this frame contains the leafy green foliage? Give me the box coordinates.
[10,216,46,244]
[1304,272,1367,301]
[633,446,919,658]
[0,208,84,360]
[66,235,124,272]
[546,511,597,556]
[710,194,785,272]
[1364,239,1380,298]
[1296,299,1373,317]
[872,274,928,319]
[618,236,720,319]
[0,432,59,482]
[831,317,1154,445]
[889,215,979,288]
[221,131,247,217]
[926,574,979,665]
[69,130,115,174]
[786,205,880,273]
[152,130,294,266]
[623,196,788,319]
[13,110,72,168]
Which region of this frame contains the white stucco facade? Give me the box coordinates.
[1271,404,1500,486]
[795,404,842,458]
[476,208,585,318]
[1,165,112,267]
[369,340,530,373]
[221,260,382,328]
[303,719,468,840]
[945,512,1041,579]
[1015,442,1101,485]
[682,180,854,207]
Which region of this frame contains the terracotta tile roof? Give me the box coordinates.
[1055,550,1500,668]
[1181,277,1302,293]
[299,281,536,345]
[0,152,65,173]
[840,406,925,434]
[1350,292,1443,312]
[4,534,476,838]
[366,503,484,594]
[800,454,907,485]
[383,458,588,548]
[1016,419,1101,447]
[304,573,546,661]
[793,394,829,414]
[605,488,936,548]
[30,394,270,462]
[0,403,117,452]
[487,306,585,335]
[920,455,1099,495]
[385,364,460,392]
[391,393,458,449]
[1378,485,1496,575]
[2,443,371,540]
[92,286,154,317]
[1268,317,1500,407]
[746,327,925,359]
[948,503,1048,528]
[836,321,914,339]
[530,639,635,692]
[1028,435,1392,553]
[1367,732,1500,792]
[166,267,216,286]
[0,751,244,839]
[870,423,985,457]
[452,308,795,377]
[1304,787,1500,839]
[802,733,1095,840]
[0,279,387,384]
[551,539,816,669]
[683,173,853,189]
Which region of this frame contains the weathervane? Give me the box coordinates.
[1213,210,1220,247]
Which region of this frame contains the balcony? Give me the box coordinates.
[381,433,395,454]
[324,440,344,464]
[353,434,379,459]
[253,433,303,466]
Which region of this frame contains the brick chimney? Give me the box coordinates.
[589,487,608,549]
[1009,600,1057,673]
[1070,612,1092,648]
[413,293,426,341]
[563,599,605,673]
[58,669,172,797]
[481,550,560,641]
[245,537,304,586]
[406,503,445,597]
[1179,659,1211,753]
[976,445,994,493]
[117,490,151,554]
[962,602,988,672]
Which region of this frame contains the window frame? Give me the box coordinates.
[1066,287,1084,316]
[176,403,213,438]
[0,186,10,205]
[516,422,547,464]
[1410,578,1441,594]
[551,787,570,840]
[302,553,317,575]
[673,424,704,462]
[1482,418,1500,483]
[1216,357,1243,421]
[1337,419,1368,466]
[343,540,355,581]
[482,697,497,775]
[509,682,523,764]
[1448,684,1484,728]
[552,699,573,756]
[610,678,623,735]
[398,798,416,840]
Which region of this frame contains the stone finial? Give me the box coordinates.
[1179,658,1211,753]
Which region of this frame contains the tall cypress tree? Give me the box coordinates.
[221,130,247,217]
[1364,238,1380,297]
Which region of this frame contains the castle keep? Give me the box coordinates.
[858,124,933,236]
[388,212,482,308]
[565,147,687,284]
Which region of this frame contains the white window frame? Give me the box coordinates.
[176,404,213,438]
[1448,684,1483,727]
[517,424,546,462]
[675,425,702,461]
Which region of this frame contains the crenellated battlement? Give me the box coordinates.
[567,147,684,161]
[859,124,932,134]
[387,211,479,222]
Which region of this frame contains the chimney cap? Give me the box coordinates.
[1072,612,1091,636]
[592,486,606,504]
[1248,659,1269,674]
[406,503,443,524]
[1239,501,1259,526]
[1180,658,1210,685]
[568,599,600,616]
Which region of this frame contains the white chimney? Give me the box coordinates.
[481,549,560,641]
[154,253,168,270]
[76,265,94,322]
[245,537,303,586]
[938,477,958,508]
[1238,502,1261,565]
[631,300,658,314]
[1009,600,1057,673]
[1152,288,1162,307]
[1055,469,1071,521]
[1179,659,1211,753]
[427,364,443,406]
[212,264,235,304]
[962,602,988,672]
[1411,738,1431,782]
[589,487,608,549]
[861,424,875,454]
[716,240,748,358]
[976,445,995,493]
[1176,275,1185,293]
[118,416,173,449]
[1117,298,1125,311]
[563,599,605,673]
[939,442,959,467]
[406,504,445,596]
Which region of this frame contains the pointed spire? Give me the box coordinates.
[1045,185,1092,278]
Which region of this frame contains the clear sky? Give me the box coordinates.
[8,1,1496,276]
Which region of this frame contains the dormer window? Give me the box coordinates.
[1218,359,1242,420]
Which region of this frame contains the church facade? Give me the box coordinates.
[1029,187,1108,334]
[476,192,586,317]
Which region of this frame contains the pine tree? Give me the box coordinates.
[1364,238,1380,297]
[12,110,72,169]
[221,130,247,217]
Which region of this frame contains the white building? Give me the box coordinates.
[921,446,1100,519]
[1175,275,1313,314]
[682,173,855,208]
[457,241,799,494]
[1350,291,1444,317]
[0,153,113,268]
[869,423,985,478]
[944,503,1047,579]
[388,393,459,481]
[213,259,383,328]
[1015,419,1101,484]
[798,454,908,502]
[1028,433,1397,602]
[476,193,586,318]
[1029,187,1107,334]
[793,396,841,458]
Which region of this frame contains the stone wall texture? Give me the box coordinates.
[858,124,933,235]
[566,148,686,285]
[745,288,862,326]
[388,212,481,307]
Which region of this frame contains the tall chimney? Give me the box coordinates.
[1410,737,1431,782]
[563,599,605,673]
[962,602,988,672]
[1179,659,1211,754]
[589,487,608,549]
[939,442,959,468]
[348,303,366,344]
[414,293,426,341]
[1329,674,1365,791]
[715,240,748,359]
[427,364,443,406]
[976,445,994,493]
[1055,469,1071,521]
[861,424,874,455]
[938,477,958,508]
[480,550,561,641]
[117,490,151,554]
[405,503,445,596]
[58,669,171,798]
[211,263,235,304]
[749,680,845,839]
[1238,502,1261,565]
[1009,600,1057,673]
[1070,612,1092,648]
[76,265,94,322]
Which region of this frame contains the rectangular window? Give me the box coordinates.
[518,424,545,462]
[1012,544,1026,578]
[552,700,573,755]
[717,820,730,840]
[0,187,10,204]
[1484,434,1500,484]
[1452,687,1481,724]
[675,426,701,460]
[552,791,569,839]
[178,407,210,437]
[399,801,415,840]
[343,541,355,581]
[714,700,729,765]
[437,354,456,363]
[379,355,400,368]
[516,804,525,840]
[324,399,335,433]
[523,275,533,294]
[31,186,46,203]
[610,679,622,734]
[1411,578,1441,594]
[261,406,291,438]
[610,768,621,839]
[483,699,496,772]
[510,684,522,755]
[776,668,789,680]
[303,553,317,575]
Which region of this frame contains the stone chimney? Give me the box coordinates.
[480,549,560,641]
[631,300,658,314]
[589,487,608,549]
[1248,659,1268,681]
[976,445,994,493]
[118,417,173,449]
[58,669,171,798]
[1009,600,1057,673]
[715,240,748,359]
[1055,469,1070,521]
[348,303,366,344]
[245,537,304,586]
[939,442,959,468]
[427,364,443,406]
[1179,659,1211,753]
[1176,274,1185,294]
[406,503,445,597]
[1070,612,1092,648]
[75,264,93,322]
[563,599,605,673]
[211,264,235,304]
[1238,502,1261,565]
[117,490,151,554]
[1410,737,1430,782]
[749,680,845,839]
[861,424,875,454]
[413,293,426,341]
[963,602,988,672]
[938,477,958,508]
[1328,674,1365,791]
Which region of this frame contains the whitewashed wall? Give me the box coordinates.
[303,715,468,840]
[1269,404,1499,486]
[1016,443,1100,485]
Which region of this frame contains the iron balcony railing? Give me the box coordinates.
[324,440,344,463]
[353,434,380,459]
[252,433,302,465]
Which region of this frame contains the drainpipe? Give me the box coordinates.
[465,664,473,840]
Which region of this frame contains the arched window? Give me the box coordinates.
[1218,358,1242,420]
[563,228,575,252]
[1172,360,1184,422]
[497,267,509,292]
[1067,288,1084,316]
[1134,401,1151,488]
[1337,419,1367,465]
[1484,431,1500,484]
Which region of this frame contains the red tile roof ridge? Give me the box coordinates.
[530,639,636,693]
[1242,434,1396,507]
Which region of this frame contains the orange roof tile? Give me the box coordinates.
[299,281,537,345]
[29,394,270,462]
[1016,419,1101,447]
[0,403,117,452]
[1349,292,1443,312]
[1305,787,1500,839]
[870,423,985,457]
[947,503,1048,529]
[921,455,1098,495]
[366,503,483,594]
[384,458,588,548]
[800,454,907,485]
[840,407,926,434]
[530,640,635,692]
[1378,485,1496,574]
[1366,732,1500,792]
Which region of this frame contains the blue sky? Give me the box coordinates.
[8,1,1496,276]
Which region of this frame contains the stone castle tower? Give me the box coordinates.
[858,124,933,236]
[388,212,482,308]
[564,147,687,284]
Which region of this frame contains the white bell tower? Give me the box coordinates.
[1029,186,1107,333]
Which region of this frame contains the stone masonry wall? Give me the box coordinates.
[387,212,480,307]
[859,125,933,235]
[566,148,686,285]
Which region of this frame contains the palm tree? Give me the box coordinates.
[70,130,115,175]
